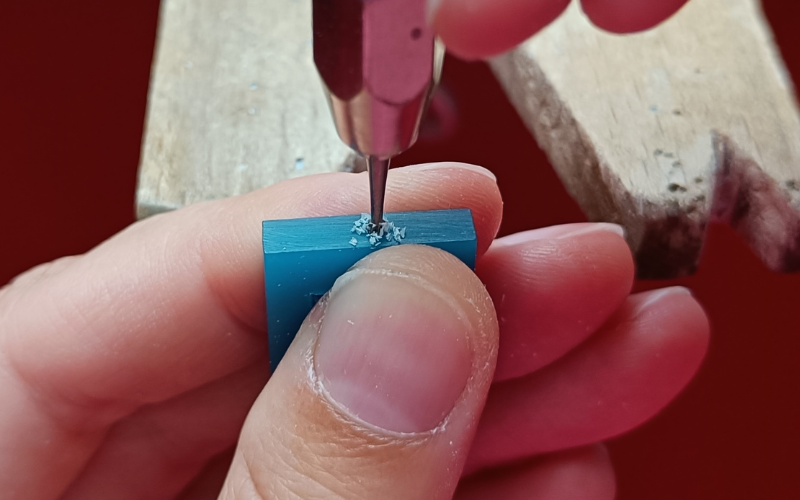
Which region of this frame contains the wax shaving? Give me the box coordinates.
[350,213,406,247]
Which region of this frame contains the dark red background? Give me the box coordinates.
[1,2,798,498]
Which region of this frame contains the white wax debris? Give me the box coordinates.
[350,214,406,247]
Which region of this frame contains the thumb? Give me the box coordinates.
[220,245,498,500]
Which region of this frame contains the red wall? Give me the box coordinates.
[2,2,799,498]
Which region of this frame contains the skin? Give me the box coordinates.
[431,0,692,59]
[0,163,709,499]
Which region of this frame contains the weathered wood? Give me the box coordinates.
[491,0,800,278]
[136,0,357,219]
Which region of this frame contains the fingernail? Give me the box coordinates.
[427,0,443,23]
[402,162,497,182]
[493,223,625,248]
[635,286,693,315]
[314,268,473,433]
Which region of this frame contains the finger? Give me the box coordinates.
[429,0,571,60]
[0,162,501,499]
[3,255,80,290]
[455,444,615,500]
[466,287,709,472]
[477,223,633,381]
[220,245,499,500]
[60,363,266,500]
[581,0,690,33]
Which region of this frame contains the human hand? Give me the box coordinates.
[0,163,708,499]
[430,0,691,59]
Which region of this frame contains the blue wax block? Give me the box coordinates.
[263,209,477,370]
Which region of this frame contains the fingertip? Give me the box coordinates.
[315,245,497,433]
[394,163,503,256]
[401,161,497,182]
[581,0,691,34]
[467,287,710,469]
[432,0,571,60]
[478,223,635,380]
[633,287,711,365]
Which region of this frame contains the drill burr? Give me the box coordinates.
[313,0,444,226]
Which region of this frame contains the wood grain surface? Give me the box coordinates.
[137,0,357,219]
[492,0,800,278]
